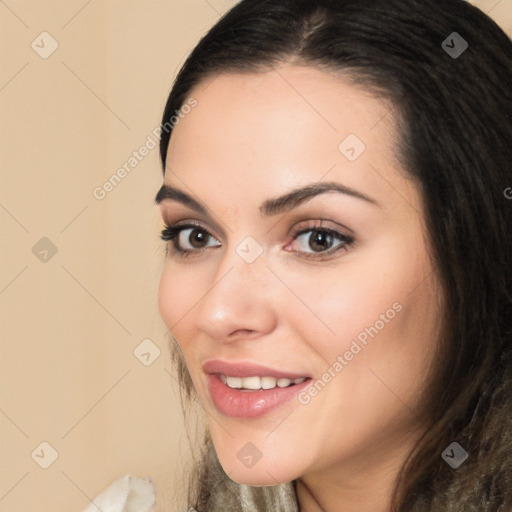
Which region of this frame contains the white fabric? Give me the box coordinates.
[83,474,156,512]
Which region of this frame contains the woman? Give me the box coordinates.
[155,0,512,510]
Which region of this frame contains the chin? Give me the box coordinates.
[225,468,291,487]
[217,454,298,487]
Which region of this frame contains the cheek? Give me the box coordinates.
[280,264,405,357]
[283,236,437,397]
[157,266,173,327]
[157,264,194,335]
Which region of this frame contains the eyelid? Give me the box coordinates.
[167,222,221,245]
[285,221,354,257]
[164,219,220,239]
[160,205,228,240]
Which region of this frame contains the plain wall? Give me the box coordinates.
[0,1,510,511]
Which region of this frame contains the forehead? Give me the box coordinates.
[168,65,395,156]
[164,65,415,215]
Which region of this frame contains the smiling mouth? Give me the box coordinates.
[218,373,310,391]
[207,372,313,418]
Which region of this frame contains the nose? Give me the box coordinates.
[194,245,278,342]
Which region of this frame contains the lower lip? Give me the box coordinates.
[207,374,312,418]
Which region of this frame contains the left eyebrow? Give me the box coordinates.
[155,184,207,214]
[154,181,380,216]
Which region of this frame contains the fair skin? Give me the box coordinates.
[157,64,440,512]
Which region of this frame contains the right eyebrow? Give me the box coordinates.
[259,181,381,216]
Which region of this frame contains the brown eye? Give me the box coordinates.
[308,230,334,252]
[288,226,354,259]
[160,223,221,256]
[185,228,209,249]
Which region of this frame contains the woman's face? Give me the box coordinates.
[157,65,440,489]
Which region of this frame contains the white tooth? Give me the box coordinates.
[226,376,242,389]
[277,378,292,388]
[241,376,261,390]
[261,376,278,389]
[222,374,305,390]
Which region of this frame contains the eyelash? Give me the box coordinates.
[160,221,355,261]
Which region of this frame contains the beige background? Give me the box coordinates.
[0,1,510,511]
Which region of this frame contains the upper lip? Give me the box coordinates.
[203,359,312,380]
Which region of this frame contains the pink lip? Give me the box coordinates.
[203,359,312,418]
[202,359,312,379]
[207,373,312,418]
